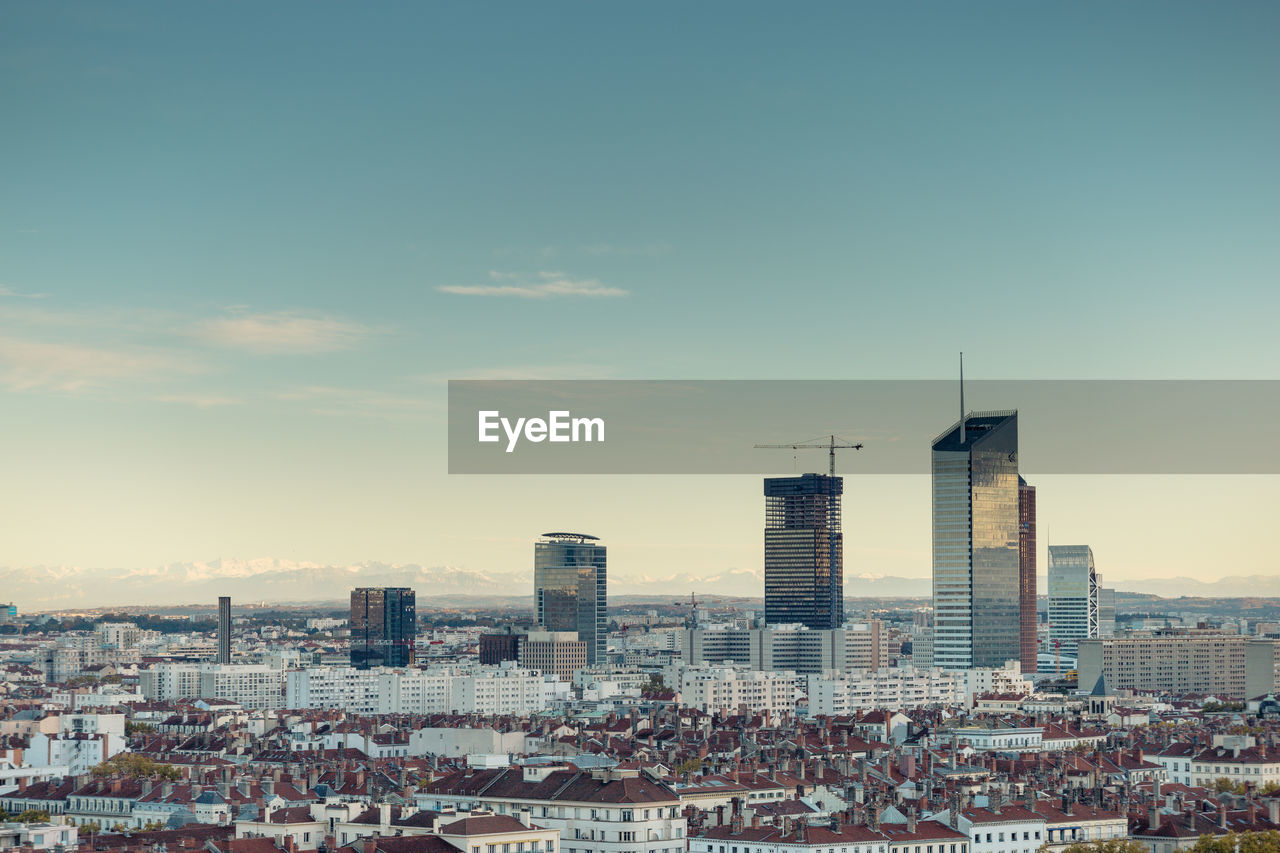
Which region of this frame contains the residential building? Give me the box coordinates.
[805,668,964,716]
[1153,734,1280,788]
[933,800,1046,853]
[284,663,552,716]
[670,663,798,715]
[419,765,685,853]
[680,622,889,674]
[1076,633,1279,700]
[0,821,78,851]
[1246,640,1280,699]
[693,817,969,853]
[97,623,140,651]
[140,662,284,709]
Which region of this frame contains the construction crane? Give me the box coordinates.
[754,436,864,625]
[753,435,863,477]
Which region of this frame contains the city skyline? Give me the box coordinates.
[5,5,1280,852]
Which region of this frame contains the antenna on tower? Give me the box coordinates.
[959,351,966,444]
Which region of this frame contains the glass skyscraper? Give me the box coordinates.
[350,587,417,669]
[534,532,607,665]
[764,473,843,630]
[1048,544,1098,657]
[931,410,1021,669]
[1018,477,1037,674]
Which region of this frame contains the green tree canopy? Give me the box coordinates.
[90,753,181,781]
[1052,840,1152,853]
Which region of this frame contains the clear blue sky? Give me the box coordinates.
[2,2,1277,589]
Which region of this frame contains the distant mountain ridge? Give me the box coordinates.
[1,559,1270,610]
[0,559,935,610]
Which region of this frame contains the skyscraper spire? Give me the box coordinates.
[959,351,966,444]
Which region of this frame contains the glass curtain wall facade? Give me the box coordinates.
[1098,587,1116,637]
[764,474,843,630]
[350,587,417,668]
[931,411,1021,669]
[534,533,607,665]
[1048,545,1097,656]
[1018,478,1037,674]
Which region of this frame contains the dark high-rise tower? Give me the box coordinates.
[217,596,232,664]
[534,533,607,665]
[350,587,416,669]
[1018,477,1037,674]
[931,410,1020,669]
[763,473,843,629]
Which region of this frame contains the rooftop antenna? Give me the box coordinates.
[959,351,966,444]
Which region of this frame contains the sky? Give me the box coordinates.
[1,2,1278,598]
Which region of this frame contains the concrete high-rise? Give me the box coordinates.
[534,533,607,665]
[217,596,232,664]
[1048,545,1098,656]
[1018,477,1037,674]
[1098,586,1116,637]
[931,410,1020,669]
[1077,633,1279,700]
[518,630,588,679]
[763,473,843,630]
[350,587,416,669]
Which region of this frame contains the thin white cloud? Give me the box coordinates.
[581,243,671,257]
[277,385,439,421]
[152,392,244,408]
[420,363,617,382]
[193,311,370,353]
[0,284,47,299]
[0,337,196,393]
[438,271,627,299]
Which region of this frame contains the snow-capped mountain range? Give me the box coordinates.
[0,559,936,610]
[3,558,1265,611]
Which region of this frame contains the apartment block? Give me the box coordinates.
[680,621,889,675]
[1076,633,1279,700]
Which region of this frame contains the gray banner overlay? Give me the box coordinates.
[448,380,1279,474]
